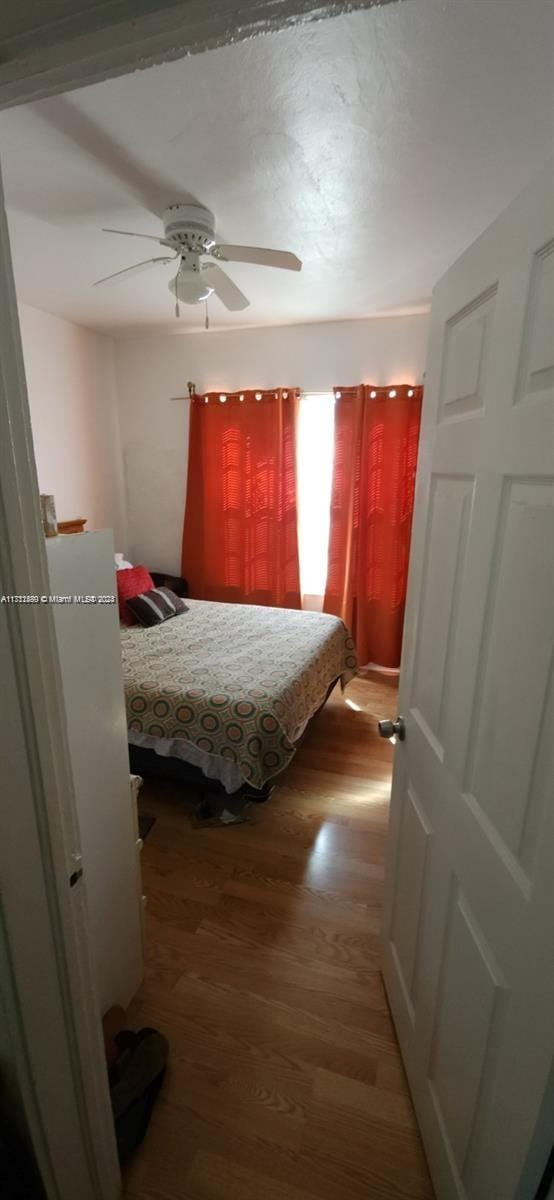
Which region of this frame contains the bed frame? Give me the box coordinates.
[128,742,276,804]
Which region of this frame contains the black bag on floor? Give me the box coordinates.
[108,1027,168,1164]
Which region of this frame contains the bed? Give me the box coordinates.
[121,599,358,795]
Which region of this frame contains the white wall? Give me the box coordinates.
[18,303,127,546]
[115,313,429,573]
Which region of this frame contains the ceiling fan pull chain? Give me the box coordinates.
[175,299,180,319]
[205,299,210,330]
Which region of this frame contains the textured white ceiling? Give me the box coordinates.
[1,0,553,334]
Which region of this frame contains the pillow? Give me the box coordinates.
[126,587,188,627]
[116,566,155,624]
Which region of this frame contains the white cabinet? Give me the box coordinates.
[46,530,143,1013]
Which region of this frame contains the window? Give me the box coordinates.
[296,392,335,610]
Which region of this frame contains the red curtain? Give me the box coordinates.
[182,389,301,607]
[324,384,422,669]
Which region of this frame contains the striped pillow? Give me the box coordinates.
[126,586,188,627]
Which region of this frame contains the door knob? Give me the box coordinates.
[378,716,406,741]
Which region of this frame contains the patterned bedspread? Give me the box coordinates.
[121,599,357,789]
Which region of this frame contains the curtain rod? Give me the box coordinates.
[169,389,323,401]
[169,381,424,401]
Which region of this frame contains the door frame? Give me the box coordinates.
[0,0,390,110]
[0,164,120,1197]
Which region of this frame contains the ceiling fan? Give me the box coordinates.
[94,203,302,316]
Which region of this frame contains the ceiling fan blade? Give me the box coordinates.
[213,244,302,271]
[202,263,250,311]
[94,256,176,287]
[102,227,171,248]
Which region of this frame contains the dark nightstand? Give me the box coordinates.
[151,572,189,599]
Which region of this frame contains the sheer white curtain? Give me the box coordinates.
[296,392,336,611]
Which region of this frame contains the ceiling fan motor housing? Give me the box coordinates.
[162,204,216,252]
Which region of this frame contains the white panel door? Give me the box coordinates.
[381,160,554,1200]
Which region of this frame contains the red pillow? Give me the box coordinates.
[116,566,154,625]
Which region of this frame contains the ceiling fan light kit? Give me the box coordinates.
[168,271,213,306]
[95,202,302,321]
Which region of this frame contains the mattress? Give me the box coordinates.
[121,599,357,792]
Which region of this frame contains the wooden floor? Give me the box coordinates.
[124,674,434,1200]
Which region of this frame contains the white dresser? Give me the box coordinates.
[46,530,144,1014]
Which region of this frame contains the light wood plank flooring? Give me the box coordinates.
[124,673,434,1200]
